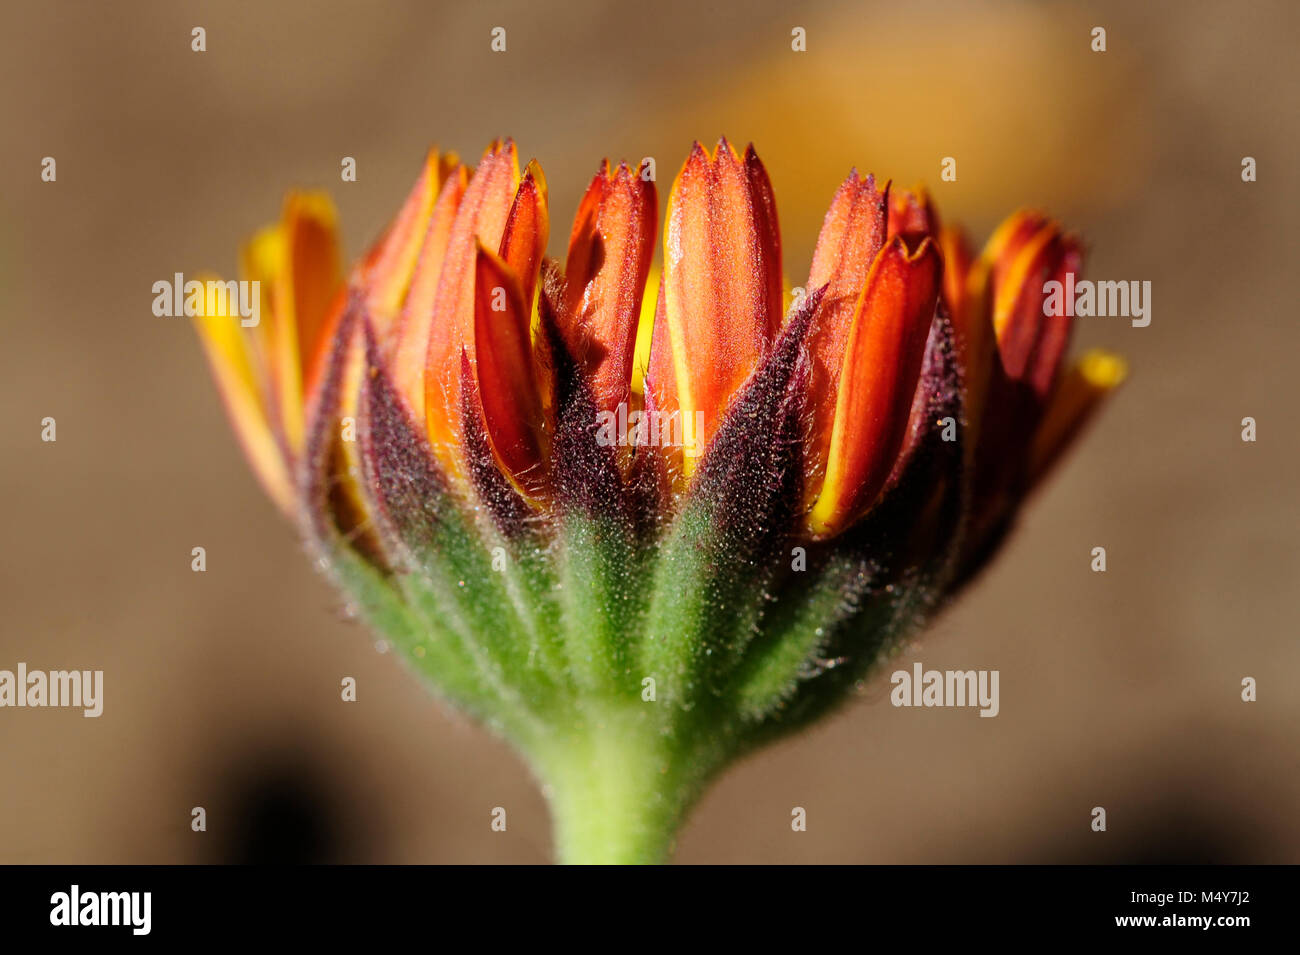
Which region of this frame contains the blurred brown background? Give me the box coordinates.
[1,0,1296,863]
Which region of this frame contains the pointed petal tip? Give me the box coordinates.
[714,136,743,164]
[834,167,886,198]
[521,157,547,195]
[480,137,519,169]
[282,189,338,226]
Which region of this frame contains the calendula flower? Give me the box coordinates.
[194,138,1124,864]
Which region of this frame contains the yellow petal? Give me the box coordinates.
[630,264,660,398]
[192,275,294,516]
[1027,349,1127,487]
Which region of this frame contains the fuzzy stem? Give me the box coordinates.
[533,710,704,865]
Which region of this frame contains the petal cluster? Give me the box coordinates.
[195,139,1124,563]
[941,211,1126,573]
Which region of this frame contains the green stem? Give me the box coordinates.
[533,710,703,865]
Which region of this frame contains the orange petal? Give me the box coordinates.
[647,139,782,475]
[886,185,939,252]
[422,141,520,470]
[983,210,1050,289]
[472,245,546,493]
[1024,238,1083,398]
[388,164,469,406]
[804,171,889,480]
[499,159,549,311]
[937,224,974,320]
[362,148,459,331]
[1027,349,1126,487]
[990,218,1082,396]
[192,277,295,517]
[940,223,997,446]
[808,237,942,537]
[284,193,343,370]
[251,192,343,455]
[559,159,657,414]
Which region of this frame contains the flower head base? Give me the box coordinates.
[195,139,1124,863]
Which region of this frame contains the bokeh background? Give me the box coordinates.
[2,0,1296,863]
